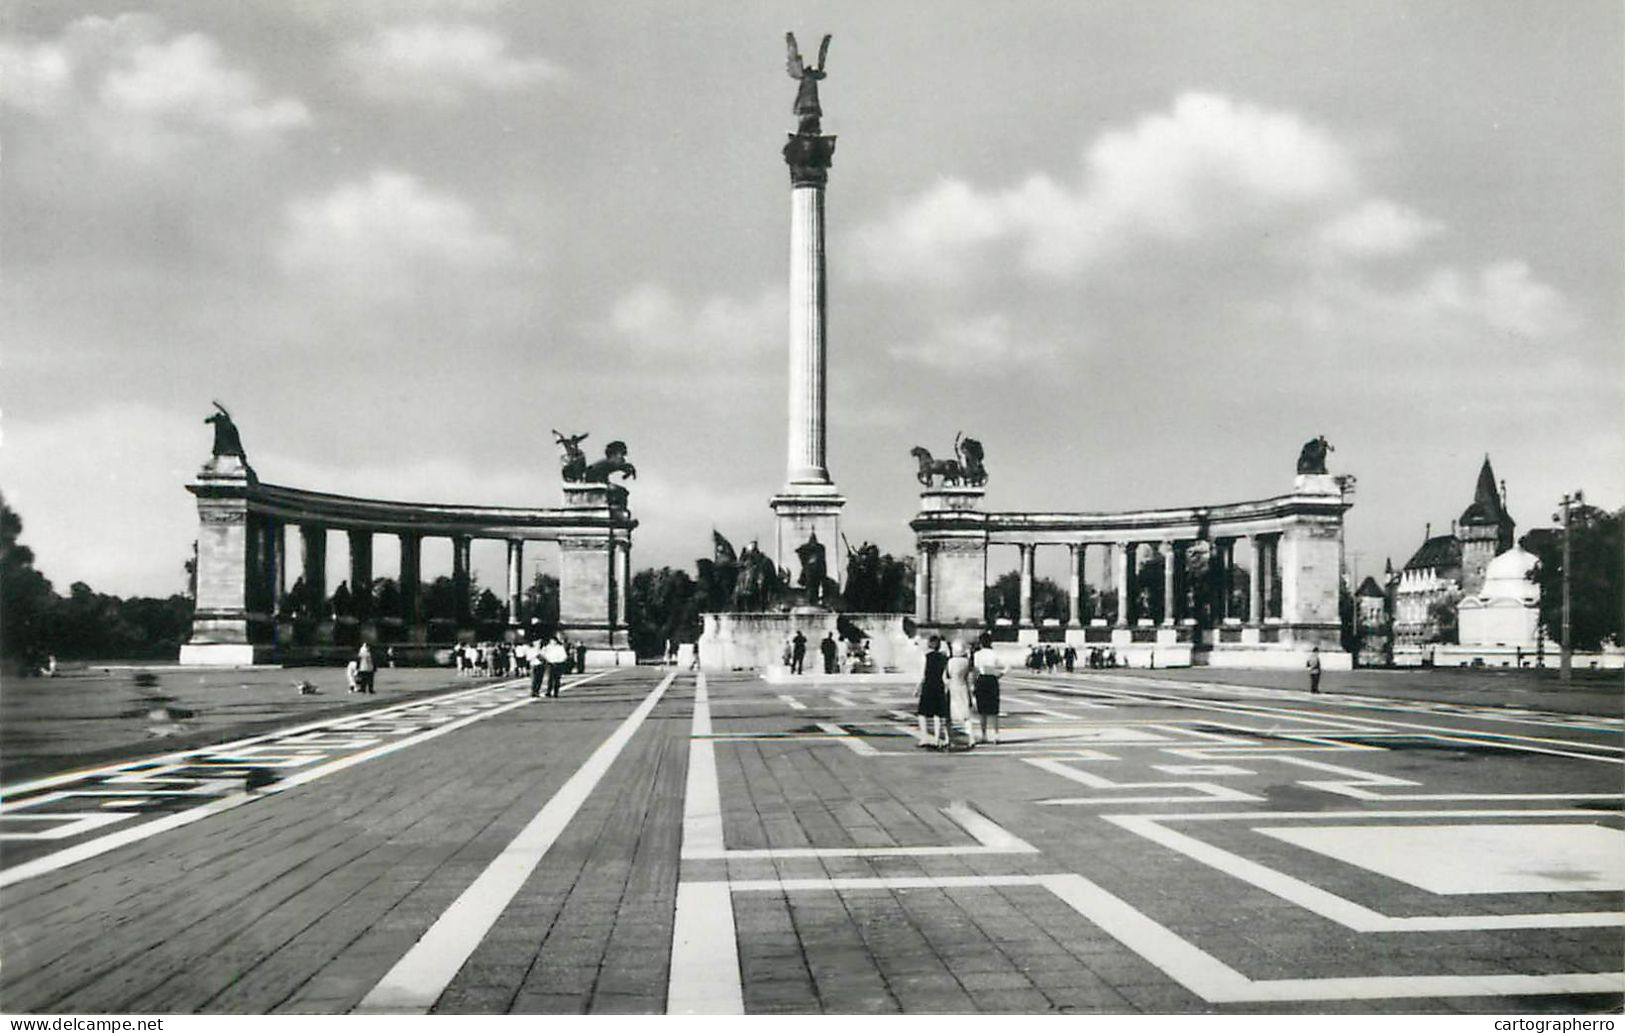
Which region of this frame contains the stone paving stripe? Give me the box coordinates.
[778,694,807,711]
[355,671,677,1014]
[814,722,878,755]
[1,677,531,797]
[667,880,745,1013]
[1105,810,1625,933]
[1034,680,1625,764]
[682,674,726,858]
[0,676,609,890]
[670,672,744,1013]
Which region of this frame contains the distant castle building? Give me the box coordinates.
[1391,457,1515,646]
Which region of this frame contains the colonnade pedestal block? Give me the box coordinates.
[181,456,275,665]
[558,483,635,667]
[911,487,988,638]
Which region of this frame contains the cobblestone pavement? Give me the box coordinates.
[1,667,1619,1014]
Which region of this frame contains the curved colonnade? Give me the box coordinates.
[912,473,1354,668]
[180,455,635,666]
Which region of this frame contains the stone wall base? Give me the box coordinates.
[700,612,918,673]
[1202,646,1353,671]
[179,643,273,667]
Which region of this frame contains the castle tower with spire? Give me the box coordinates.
[1457,456,1515,597]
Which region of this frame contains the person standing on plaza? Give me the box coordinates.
[1063,644,1076,673]
[356,642,376,694]
[916,636,951,748]
[345,658,360,693]
[820,632,838,674]
[1307,646,1322,694]
[529,639,547,697]
[542,635,569,697]
[946,640,975,750]
[791,631,807,675]
[972,634,1007,744]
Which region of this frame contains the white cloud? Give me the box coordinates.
[345,20,561,105]
[606,283,784,359]
[0,15,308,162]
[1316,199,1443,260]
[888,313,1055,370]
[855,92,1359,283]
[277,170,516,294]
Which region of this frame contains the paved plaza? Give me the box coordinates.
[1,667,1621,1015]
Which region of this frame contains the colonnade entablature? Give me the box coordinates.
[181,449,636,667]
[911,473,1354,670]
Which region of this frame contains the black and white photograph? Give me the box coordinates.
[1,0,1621,1021]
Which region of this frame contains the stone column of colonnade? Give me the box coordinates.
[615,538,631,634]
[1161,541,1177,625]
[1067,543,1084,627]
[505,540,524,626]
[346,530,372,619]
[398,533,422,633]
[453,536,473,624]
[1018,544,1035,627]
[1242,535,1262,624]
[301,526,327,612]
[1112,542,1130,627]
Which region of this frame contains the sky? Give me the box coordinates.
[2,0,1621,599]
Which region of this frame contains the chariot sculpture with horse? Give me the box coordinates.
[553,430,590,482]
[584,440,637,484]
[911,432,988,488]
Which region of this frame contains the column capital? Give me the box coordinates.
[783,133,836,186]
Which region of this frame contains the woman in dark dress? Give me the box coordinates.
[916,636,951,749]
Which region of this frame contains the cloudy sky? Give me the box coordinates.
[2,0,1620,598]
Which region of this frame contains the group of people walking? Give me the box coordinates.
[915,634,1007,750]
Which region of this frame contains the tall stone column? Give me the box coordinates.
[615,538,631,633]
[1067,543,1083,627]
[1161,541,1177,625]
[1246,535,1263,624]
[1112,542,1129,627]
[1261,535,1277,619]
[269,519,285,616]
[398,532,421,626]
[506,539,524,626]
[301,526,326,612]
[452,535,472,625]
[769,82,846,586]
[348,530,373,620]
[1018,544,1035,627]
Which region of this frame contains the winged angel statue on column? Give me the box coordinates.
[785,32,831,134]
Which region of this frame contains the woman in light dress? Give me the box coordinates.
[945,640,975,750]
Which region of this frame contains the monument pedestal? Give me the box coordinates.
[770,488,846,587]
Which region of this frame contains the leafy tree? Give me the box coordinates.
[523,572,559,632]
[372,577,400,619]
[423,573,483,623]
[473,588,505,623]
[1524,505,1623,650]
[626,566,700,658]
[1,492,55,666]
[985,571,1067,623]
[1425,591,1460,645]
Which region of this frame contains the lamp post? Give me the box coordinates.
[1553,491,1583,683]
